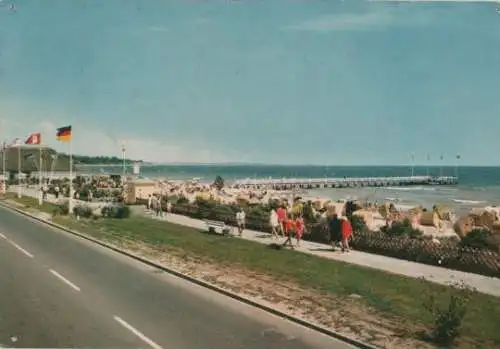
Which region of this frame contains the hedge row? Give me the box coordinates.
[53,201,130,219]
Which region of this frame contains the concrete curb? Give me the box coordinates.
[0,201,379,349]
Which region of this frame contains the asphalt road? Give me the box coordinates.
[0,205,357,349]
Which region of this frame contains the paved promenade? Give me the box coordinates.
[10,187,500,297]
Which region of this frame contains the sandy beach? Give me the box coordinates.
[133,176,500,238]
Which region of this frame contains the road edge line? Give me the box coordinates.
[0,201,378,349]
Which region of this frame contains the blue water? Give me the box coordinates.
[80,165,500,213]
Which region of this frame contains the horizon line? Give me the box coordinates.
[78,162,499,168]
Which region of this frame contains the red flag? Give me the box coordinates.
[25,132,41,145]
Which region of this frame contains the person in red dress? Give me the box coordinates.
[282,214,296,249]
[340,216,353,252]
[295,215,305,247]
[276,206,287,237]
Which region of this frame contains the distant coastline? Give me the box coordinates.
[70,154,143,166]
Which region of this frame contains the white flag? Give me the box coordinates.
[9,138,21,147]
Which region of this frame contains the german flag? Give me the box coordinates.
[56,125,72,142]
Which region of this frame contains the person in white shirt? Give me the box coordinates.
[147,194,152,210]
[269,209,279,238]
[236,208,246,236]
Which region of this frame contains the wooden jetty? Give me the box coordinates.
[232,176,458,190]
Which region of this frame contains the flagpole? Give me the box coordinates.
[121,144,126,176]
[410,153,415,177]
[17,143,21,198]
[69,137,73,215]
[440,154,444,178]
[2,142,6,195]
[426,153,430,177]
[39,139,43,206]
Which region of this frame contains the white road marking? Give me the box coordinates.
[8,241,34,258]
[49,269,81,291]
[0,233,6,239]
[114,316,163,349]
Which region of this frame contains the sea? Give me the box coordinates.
[79,164,500,215]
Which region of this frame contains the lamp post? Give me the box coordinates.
[426,153,430,177]
[2,142,6,195]
[121,143,126,177]
[25,153,43,205]
[410,153,415,177]
[439,154,444,178]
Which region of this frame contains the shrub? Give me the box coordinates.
[381,218,423,238]
[115,205,130,219]
[101,205,113,218]
[52,202,69,216]
[460,228,491,250]
[213,175,224,190]
[101,204,130,219]
[423,280,475,347]
[306,221,331,244]
[73,204,93,218]
[247,205,269,222]
[195,197,217,210]
[177,195,189,205]
[350,215,368,233]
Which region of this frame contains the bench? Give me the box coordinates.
[204,219,232,236]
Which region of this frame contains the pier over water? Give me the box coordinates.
[233,176,458,190]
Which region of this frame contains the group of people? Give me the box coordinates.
[235,204,353,252]
[268,206,306,249]
[147,194,172,217]
[327,213,353,252]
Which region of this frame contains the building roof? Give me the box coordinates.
[129,179,156,185]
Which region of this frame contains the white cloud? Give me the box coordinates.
[374,0,499,2]
[0,101,231,164]
[284,12,394,32]
[283,6,436,33]
[283,0,499,33]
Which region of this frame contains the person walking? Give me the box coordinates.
[329,213,342,251]
[166,200,172,217]
[340,216,353,252]
[295,215,305,247]
[156,195,163,217]
[236,208,246,236]
[276,205,286,237]
[147,194,152,210]
[269,208,279,238]
[282,214,296,249]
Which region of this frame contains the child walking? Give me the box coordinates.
[295,215,305,247]
[282,214,296,249]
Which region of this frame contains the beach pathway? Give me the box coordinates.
[150,210,500,297]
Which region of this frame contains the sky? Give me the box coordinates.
[0,0,499,166]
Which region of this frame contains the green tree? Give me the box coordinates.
[213,175,225,190]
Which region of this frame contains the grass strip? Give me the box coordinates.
[4,194,500,347]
